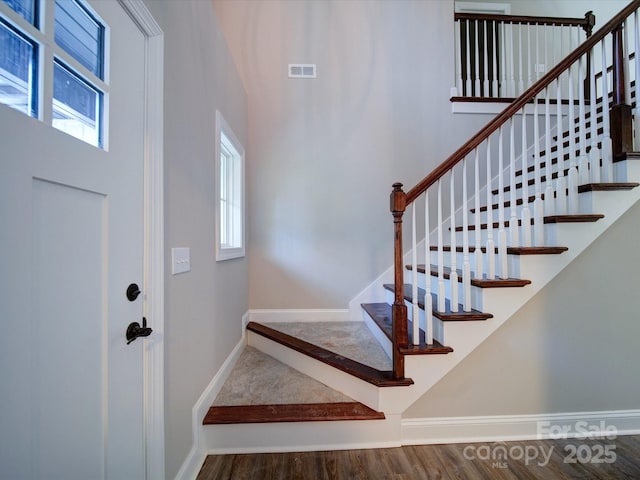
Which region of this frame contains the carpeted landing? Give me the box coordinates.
[204,321,391,424]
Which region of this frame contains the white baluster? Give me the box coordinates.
[544,24,549,78]
[486,141,496,278]
[509,117,519,247]
[501,22,508,96]
[624,18,632,107]
[518,23,524,95]
[634,11,640,149]
[455,20,463,96]
[533,94,545,245]
[509,22,516,97]
[475,20,481,96]
[567,60,580,214]
[411,204,419,346]
[556,76,567,215]
[544,85,555,216]
[424,191,433,345]
[474,148,483,277]
[437,179,445,312]
[492,22,499,96]
[589,44,601,183]
[483,20,490,96]
[578,55,590,185]
[462,157,471,312]
[535,24,541,82]
[601,37,613,182]
[449,169,458,312]
[465,20,472,96]
[521,105,532,246]
[527,23,533,90]
[497,127,508,279]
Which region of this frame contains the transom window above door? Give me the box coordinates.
[0,0,108,148]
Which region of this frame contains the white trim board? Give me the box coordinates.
[116,1,165,479]
[248,309,352,323]
[402,410,640,445]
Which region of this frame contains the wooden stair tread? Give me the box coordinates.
[613,151,640,162]
[406,264,531,288]
[203,402,385,425]
[247,322,413,387]
[382,284,493,321]
[361,302,454,354]
[428,245,568,255]
[453,214,604,231]
[578,182,639,192]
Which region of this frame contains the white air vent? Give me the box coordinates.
[288,64,316,78]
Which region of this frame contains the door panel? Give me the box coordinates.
[32,179,106,479]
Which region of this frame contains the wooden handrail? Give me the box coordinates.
[406,0,640,205]
[455,11,596,37]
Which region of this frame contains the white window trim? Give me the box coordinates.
[215,110,245,261]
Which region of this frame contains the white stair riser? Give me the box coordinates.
[406,270,485,311]
[203,415,403,454]
[452,222,564,248]
[427,250,522,275]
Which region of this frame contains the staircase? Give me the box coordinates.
[196,0,640,459]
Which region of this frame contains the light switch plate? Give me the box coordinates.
[172,247,190,275]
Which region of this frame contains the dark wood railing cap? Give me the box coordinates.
[455,11,594,29]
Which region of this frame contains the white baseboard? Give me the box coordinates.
[173,312,248,480]
[402,410,640,445]
[248,309,351,323]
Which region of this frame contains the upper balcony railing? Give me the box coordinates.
[453,10,596,99]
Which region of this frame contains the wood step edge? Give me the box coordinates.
[203,402,385,425]
[405,264,531,288]
[382,284,493,321]
[428,245,569,255]
[246,322,413,387]
[361,302,454,354]
[614,151,640,162]
[453,214,604,231]
[578,182,640,192]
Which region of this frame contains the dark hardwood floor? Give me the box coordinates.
[196,434,640,479]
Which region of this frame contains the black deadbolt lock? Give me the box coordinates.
[126,283,141,301]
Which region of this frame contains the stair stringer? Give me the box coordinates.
[374,161,640,415]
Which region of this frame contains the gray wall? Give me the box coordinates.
[405,199,640,417]
[141,1,249,478]
[214,0,493,309]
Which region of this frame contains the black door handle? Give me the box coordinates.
[126,317,153,344]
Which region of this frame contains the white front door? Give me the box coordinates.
[0,1,150,478]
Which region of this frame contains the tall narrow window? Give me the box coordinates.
[216,111,245,261]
